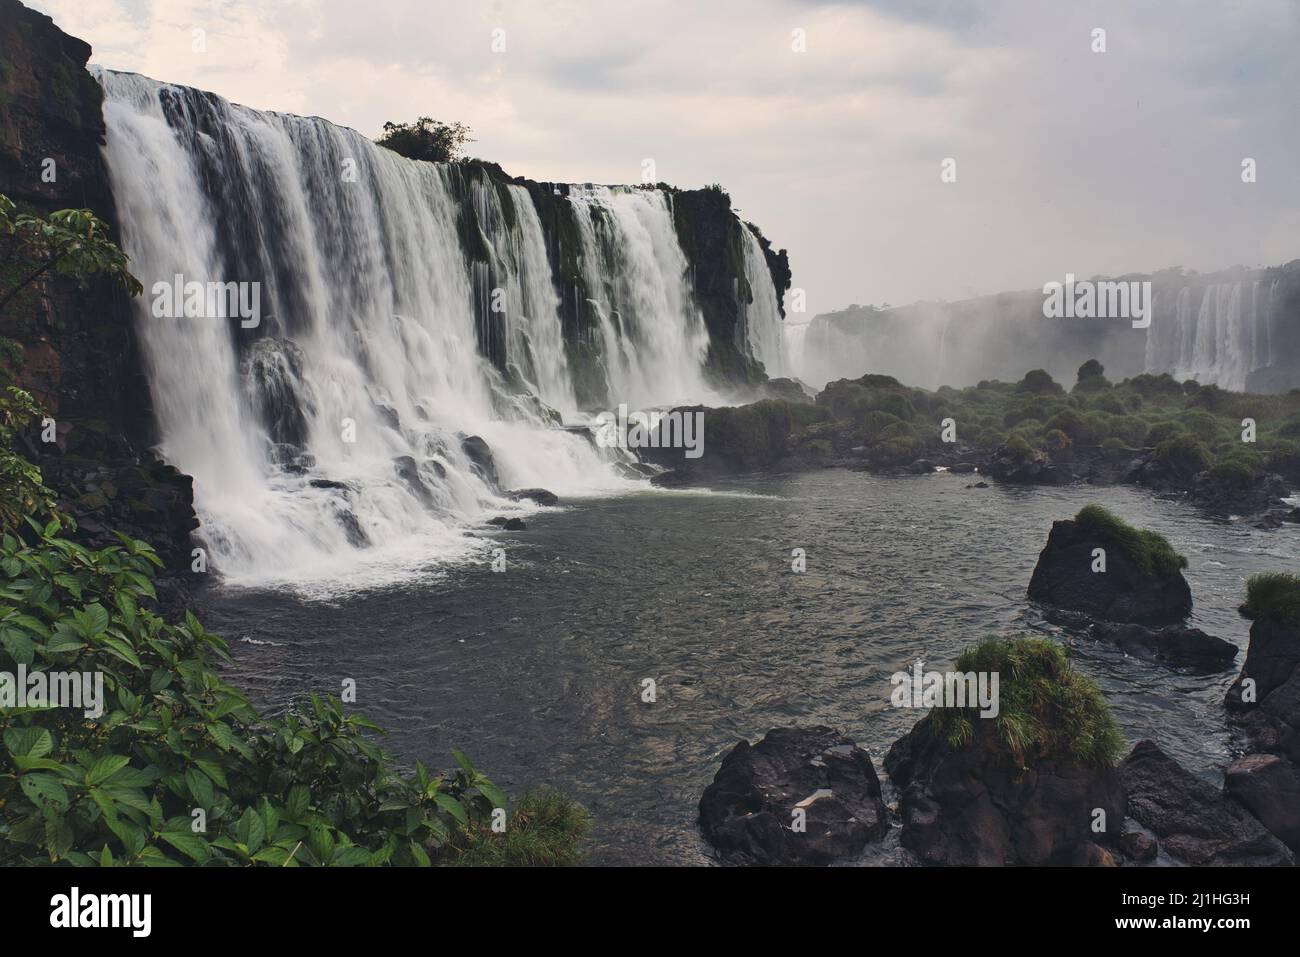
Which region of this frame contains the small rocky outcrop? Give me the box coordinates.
[1120,740,1293,866]
[883,637,1126,866]
[1221,575,1300,853]
[885,719,1124,866]
[1225,753,1300,853]
[986,444,1068,485]
[460,435,498,488]
[1027,505,1192,624]
[698,726,889,865]
[1088,622,1237,673]
[507,488,558,507]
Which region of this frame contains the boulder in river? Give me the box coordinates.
[1225,753,1300,854]
[507,488,559,507]
[698,726,889,865]
[1088,621,1237,673]
[1027,504,1192,624]
[460,435,498,489]
[1120,740,1293,866]
[883,637,1127,866]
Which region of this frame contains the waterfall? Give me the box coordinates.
[1144,279,1279,392]
[92,69,743,591]
[566,185,717,409]
[738,228,784,378]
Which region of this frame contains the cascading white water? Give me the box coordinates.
[1144,280,1278,391]
[97,69,744,591]
[567,186,718,409]
[738,228,785,378]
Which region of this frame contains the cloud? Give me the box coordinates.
[27,0,1300,315]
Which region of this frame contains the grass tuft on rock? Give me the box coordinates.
[1073,504,1187,576]
[444,789,591,866]
[927,637,1125,768]
[1242,572,1300,627]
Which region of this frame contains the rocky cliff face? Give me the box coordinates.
[0,0,197,569]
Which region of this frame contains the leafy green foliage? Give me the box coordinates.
[375,118,474,164]
[0,387,62,531]
[1242,573,1300,627]
[1073,504,1187,576]
[0,194,143,315]
[926,637,1125,768]
[0,524,573,866]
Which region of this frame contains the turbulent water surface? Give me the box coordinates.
[200,470,1300,865]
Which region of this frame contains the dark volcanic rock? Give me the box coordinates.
[1191,470,1291,517]
[883,720,1125,866]
[698,726,889,865]
[502,517,526,531]
[1088,622,1237,673]
[1120,740,1292,866]
[1027,516,1192,624]
[1225,753,1300,853]
[1226,617,1300,710]
[986,445,1067,485]
[392,455,433,507]
[507,488,558,506]
[460,435,498,489]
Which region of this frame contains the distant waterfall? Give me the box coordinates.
[738,228,784,377]
[92,69,766,590]
[1144,280,1278,391]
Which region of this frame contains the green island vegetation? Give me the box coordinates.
[749,361,1300,484]
[1071,504,1187,576]
[1241,572,1300,627]
[0,198,588,866]
[924,637,1126,769]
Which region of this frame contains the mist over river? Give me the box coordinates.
[199,470,1300,865]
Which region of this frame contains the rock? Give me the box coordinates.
[1226,617,1300,709]
[1285,507,1300,524]
[460,435,498,488]
[392,455,434,507]
[1088,622,1237,673]
[309,478,349,491]
[502,517,526,531]
[907,459,935,474]
[1027,514,1192,624]
[698,726,889,865]
[1118,822,1158,862]
[486,516,508,526]
[967,481,989,489]
[950,462,978,474]
[883,719,1125,866]
[986,445,1067,485]
[507,488,559,507]
[1225,753,1300,853]
[334,509,369,548]
[242,338,313,447]
[1119,740,1292,866]
[1191,470,1291,517]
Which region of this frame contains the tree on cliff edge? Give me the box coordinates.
[375,118,474,164]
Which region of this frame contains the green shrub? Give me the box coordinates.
[1208,459,1256,487]
[446,789,590,866]
[1144,421,1185,447]
[1180,410,1219,441]
[1073,504,1187,575]
[0,524,575,866]
[925,637,1124,768]
[1154,434,1211,475]
[1242,573,1300,626]
[1016,369,1063,395]
[1100,437,1126,454]
[1001,434,1035,462]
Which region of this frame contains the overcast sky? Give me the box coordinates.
[29,0,1300,317]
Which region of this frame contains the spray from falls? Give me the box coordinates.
[92,70,778,590]
[1144,280,1279,392]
